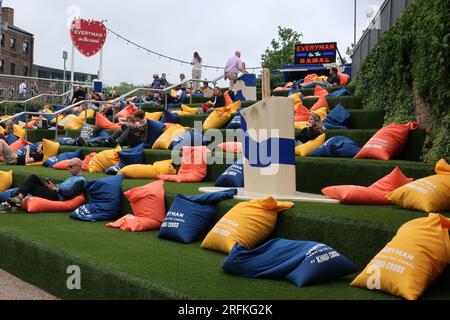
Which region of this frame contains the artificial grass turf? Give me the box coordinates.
[1,164,449,299]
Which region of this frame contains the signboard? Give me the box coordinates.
[70,19,107,57]
[294,42,337,65]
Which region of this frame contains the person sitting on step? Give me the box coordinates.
[0,158,85,212]
[109,110,148,148]
[295,113,326,145]
[0,140,43,165]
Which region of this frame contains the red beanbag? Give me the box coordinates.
[158,146,208,183]
[95,112,121,130]
[310,96,329,112]
[23,194,86,213]
[354,121,419,160]
[218,142,242,154]
[107,180,165,232]
[338,73,350,86]
[115,104,138,119]
[322,167,413,205]
[53,159,71,170]
[314,85,329,98]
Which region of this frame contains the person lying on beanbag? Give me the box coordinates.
[2,158,85,210]
[295,113,326,145]
[0,140,43,165]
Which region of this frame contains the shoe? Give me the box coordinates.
[0,202,12,214]
[7,196,23,208]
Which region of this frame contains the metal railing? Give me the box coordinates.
[0,75,226,141]
[0,89,75,115]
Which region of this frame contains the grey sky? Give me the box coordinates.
[5,0,383,86]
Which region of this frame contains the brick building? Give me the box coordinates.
[0,7,34,76]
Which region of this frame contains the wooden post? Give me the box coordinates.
[261,68,271,99]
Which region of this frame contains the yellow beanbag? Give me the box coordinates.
[145,112,163,121]
[288,92,302,105]
[88,146,122,173]
[181,104,199,115]
[227,101,242,113]
[13,125,26,139]
[27,139,60,167]
[294,121,308,130]
[152,124,186,150]
[57,114,79,128]
[64,116,84,130]
[386,159,450,212]
[118,160,177,179]
[77,109,96,121]
[201,197,294,254]
[295,133,326,157]
[0,126,4,135]
[0,171,13,192]
[203,107,232,130]
[351,213,450,300]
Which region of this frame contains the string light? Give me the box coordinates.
[105,26,262,70]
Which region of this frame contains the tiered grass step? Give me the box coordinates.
[0,164,448,300]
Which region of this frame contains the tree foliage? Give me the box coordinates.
[261,27,303,70]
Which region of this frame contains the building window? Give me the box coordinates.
[22,42,29,54]
[23,66,29,76]
[0,34,4,47]
[0,60,4,73]
[10,63,15,75]
[10,37,16,49]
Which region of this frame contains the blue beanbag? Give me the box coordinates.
[144,120,166,148]
[105,144,145,175]
[225,111,242,129]
[310,136,361,158]
[158,189,237,243]
[6,134,19,145]
[58,137,78,146]
[222,238,357,287]
[169,130,204,150]
[322,104,351,129]
[40,113,56,122]
[215,159,244,188]
[0,188,19,202]
[328,88,351,97]
[98,130,110,138]
[43,150,83,168]
[53,105,66,112]
[160,110,179,124]
[70,175,124,222]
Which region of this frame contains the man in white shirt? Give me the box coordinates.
[19,80,27,100]
[224,51,243,89]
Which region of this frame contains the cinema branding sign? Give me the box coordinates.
[294,42,337,65]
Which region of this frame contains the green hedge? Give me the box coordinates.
[354,0,450,162]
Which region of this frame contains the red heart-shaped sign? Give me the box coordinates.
[70,19,107,57]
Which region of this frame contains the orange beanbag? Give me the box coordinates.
[304,74,318,84]
[95,112,121,130]
[310,96,329,112]
[314,85,329,98]
[115,104,138,119]
[158,146,208,183]
[322,167,413,205]
[354,121,419,160]
[294,104,311,122]
[337,73,350,86]
[82,152,97,171]
[218,142,242,154]
[52,159,71,170]
[23,194,86,213]
[107,180,166,232]
[9,139,29,153]
[224,91,233,106]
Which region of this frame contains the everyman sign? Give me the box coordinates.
[70,19,107,57]
[294,42,337,65]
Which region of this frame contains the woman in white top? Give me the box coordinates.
[191,52,203,91]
